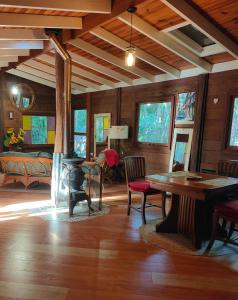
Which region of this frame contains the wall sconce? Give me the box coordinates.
[8,111,14,120]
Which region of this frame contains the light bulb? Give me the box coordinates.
[125,46,136,67]
[11,86,19,95]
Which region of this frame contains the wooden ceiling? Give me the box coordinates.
[1,0,238,94]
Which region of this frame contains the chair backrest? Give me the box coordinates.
[124,156,146,184]
[217,160,238,178]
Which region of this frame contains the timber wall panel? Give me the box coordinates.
[201,69,238,172]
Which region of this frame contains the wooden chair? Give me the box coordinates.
[124,156,166,224]
[207,199,238,250]
[207,160,238,250]
[217,159,238,178]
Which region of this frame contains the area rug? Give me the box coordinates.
[139,219,238,256]
[30,202,110,222]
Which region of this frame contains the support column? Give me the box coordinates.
[51,50,65,206]
[86,93,91,160]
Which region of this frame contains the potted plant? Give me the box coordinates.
[3,128,25,151]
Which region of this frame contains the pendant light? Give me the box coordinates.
[125,6,137,67]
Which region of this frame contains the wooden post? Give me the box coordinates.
[115,88,122,153]
[54,51,64,154]
[190,73,209,171]
[86,93,91,160]
[51,50,65,206]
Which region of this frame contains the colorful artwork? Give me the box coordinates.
[176,92,196,124]
[95,116,109,143]
[22,115,56,144]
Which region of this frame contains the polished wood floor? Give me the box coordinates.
[0,184,237,300]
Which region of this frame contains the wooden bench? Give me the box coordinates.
[0,156,52,189]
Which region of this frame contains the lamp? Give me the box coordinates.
[125,6,137,67]
[108,126,129,154]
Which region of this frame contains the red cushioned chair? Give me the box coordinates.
[124,156,166,224]
[207,199,238,250]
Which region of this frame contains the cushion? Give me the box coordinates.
[215,199,238,219]
[128,180,151,192]
[0,151,52,158]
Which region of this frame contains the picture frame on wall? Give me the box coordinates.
[175,92,196,125]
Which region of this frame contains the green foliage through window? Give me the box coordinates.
[137,102,172,144]
[74,109,87,158]
[229,98,238,147]
[74,110,87,133]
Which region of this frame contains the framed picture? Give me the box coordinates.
[175,92,196,125]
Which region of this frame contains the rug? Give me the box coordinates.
[30,202,110,222]
[139,219,238,256]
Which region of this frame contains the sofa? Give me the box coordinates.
[0,151,52,189]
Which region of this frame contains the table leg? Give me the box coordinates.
[156,194,213,249]
[156,194,179,233]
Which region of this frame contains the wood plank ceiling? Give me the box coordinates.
[0,0,237,94]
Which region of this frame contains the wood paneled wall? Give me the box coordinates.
[73,77,199,173]
[201,69,238,172]
[0,73,56,152]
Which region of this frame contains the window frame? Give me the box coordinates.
[73,109,87,158]
[226,96,238,151]
[135,96,175,148]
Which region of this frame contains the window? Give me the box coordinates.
[74,109,87,158]
[137,102,172,144]
[229,97,238,147]
[22,115,55,144]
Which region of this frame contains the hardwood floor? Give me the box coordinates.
[0,184,237,300]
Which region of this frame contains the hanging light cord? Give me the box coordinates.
[130,11,133,47]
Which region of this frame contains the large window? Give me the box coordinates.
[137,101,172,144]
[74,109,87,158]
[229,97,238,147]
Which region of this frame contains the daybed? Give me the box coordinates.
[0,151,52,189]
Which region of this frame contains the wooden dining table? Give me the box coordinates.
[146,171,238,249]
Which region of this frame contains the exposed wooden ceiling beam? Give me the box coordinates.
[0,40,43,49]
[162,21,190,32]
[0,0,111,13]
[0,49,29,56]
[16,64,86,92]
[168,31,226,58]
[167,30,203,55]
[68,38,155,82]
[0,62,8,67]
[73,0,146,38]
[0,13,82,29]
[0,56,18,62]
[118,12,212,72]
[66,51,133,85]
[0,41,51,74]
[0,29,48,40]
[161,0,238,59]
[19,63,98,90]
[7,68,56,89]
[32,56,115,88]
[91,27,180,78]
[200,44,225,57]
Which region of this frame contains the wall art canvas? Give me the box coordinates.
[176,92,196,125]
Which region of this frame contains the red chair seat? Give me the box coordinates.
[128,180,151,192]
[215,199,238,219]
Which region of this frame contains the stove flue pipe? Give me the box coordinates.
[48,33,71,156]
